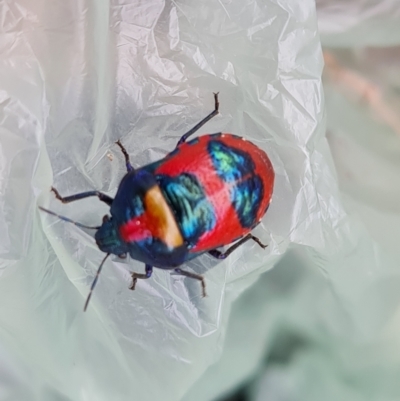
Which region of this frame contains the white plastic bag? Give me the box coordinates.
[0,1,328,400]
[245,3,400,401]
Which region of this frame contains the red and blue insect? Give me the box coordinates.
[40,94,275,311]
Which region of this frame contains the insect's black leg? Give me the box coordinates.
[115,140,134,172]
[130,264,153,290]
[51,187,113,206]
[176,93,220,147]
[208,233,268,260]
[172,268,207,297]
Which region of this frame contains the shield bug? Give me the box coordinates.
[40,93,275,311]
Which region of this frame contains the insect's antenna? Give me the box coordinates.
[84,253,110,312]
[39,207,101,230]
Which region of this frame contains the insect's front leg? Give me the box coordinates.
[51,187,114,206]
[115,140,134,173]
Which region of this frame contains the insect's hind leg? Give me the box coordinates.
[115,140,134,172]
[172,268,207,297]
[208,233,268,260]
[51,187,113,206]
[130,264,153,290]
[176,93,220,147]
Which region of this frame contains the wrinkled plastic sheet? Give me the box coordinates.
[1,1,333,400]
[235,3,400,401]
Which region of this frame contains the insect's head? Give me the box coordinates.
[38,207,128,311]
[95,214,128,257]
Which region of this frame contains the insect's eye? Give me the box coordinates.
[118,253,127,259]
[103,215,110,223]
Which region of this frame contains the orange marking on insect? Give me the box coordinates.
[119,186,183,248]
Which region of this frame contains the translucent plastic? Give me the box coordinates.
[1,1,328,400]
[243,3,400,401]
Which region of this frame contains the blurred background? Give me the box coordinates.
[218,1,400,400]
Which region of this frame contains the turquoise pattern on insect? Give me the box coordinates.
[208,140,264,228]
[158,173,216,244]
[207,140,251,182]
